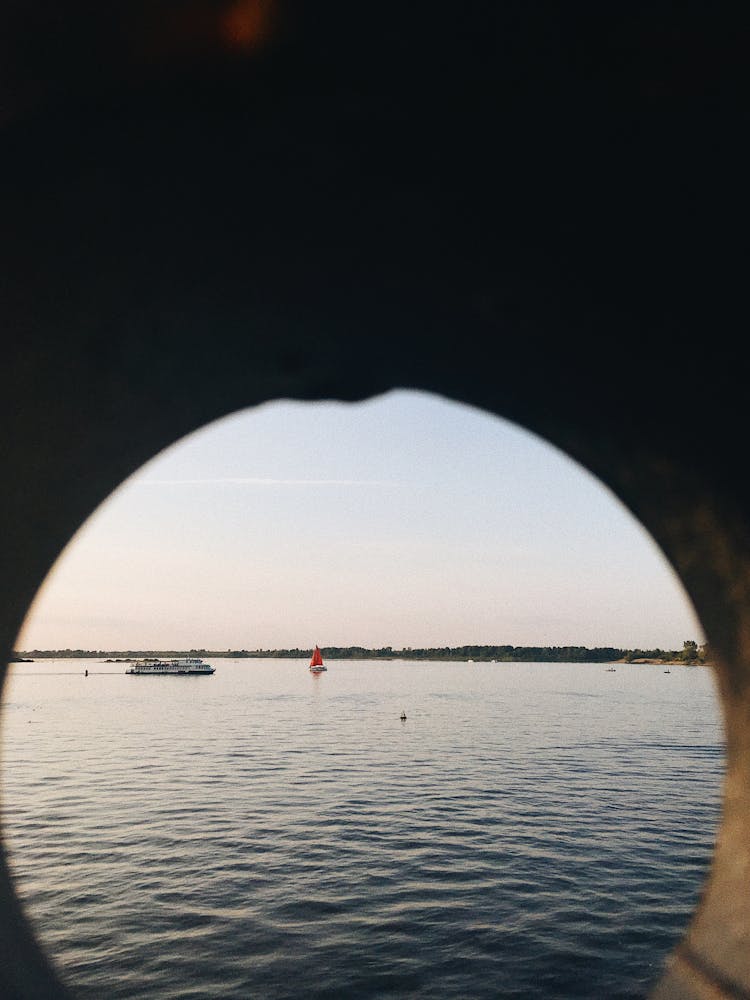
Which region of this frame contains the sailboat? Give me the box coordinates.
[309,645,327,673]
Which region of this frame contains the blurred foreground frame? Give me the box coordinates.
[1,3,749,997]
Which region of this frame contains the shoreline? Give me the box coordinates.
[10,652,709,667]
[617,657,707,666]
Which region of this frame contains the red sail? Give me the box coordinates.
[310,645,324,667]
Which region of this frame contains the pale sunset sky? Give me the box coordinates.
[17,390,703,652]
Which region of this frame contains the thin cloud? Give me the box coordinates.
[136,477,398,487]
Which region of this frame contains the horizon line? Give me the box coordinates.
[12,641,704,654]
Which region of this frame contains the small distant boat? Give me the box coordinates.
[664,669,671,674]
[126,657,215,676]
[309,645,327,673]
[606,667,616,672]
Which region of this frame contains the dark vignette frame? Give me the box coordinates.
[1,4,748,997]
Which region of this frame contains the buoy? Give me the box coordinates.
[400,711,407,720]
[85,669,88,677]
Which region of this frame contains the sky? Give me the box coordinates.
[17,390,703,652]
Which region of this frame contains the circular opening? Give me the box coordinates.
[2,391,723,999]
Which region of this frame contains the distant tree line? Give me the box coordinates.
[623,639,708,664]
[11,641,709,663]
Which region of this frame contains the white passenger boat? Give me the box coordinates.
[126,657,215,676]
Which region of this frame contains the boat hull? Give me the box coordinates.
[126,669,215,675]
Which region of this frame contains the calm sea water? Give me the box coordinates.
[1,658,724,999]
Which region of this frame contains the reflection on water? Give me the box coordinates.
[1,659,723,999]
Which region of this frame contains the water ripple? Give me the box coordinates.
[1,659,723,999]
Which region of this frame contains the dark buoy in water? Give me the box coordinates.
[85,669,88,677]
[400,711,407,721]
